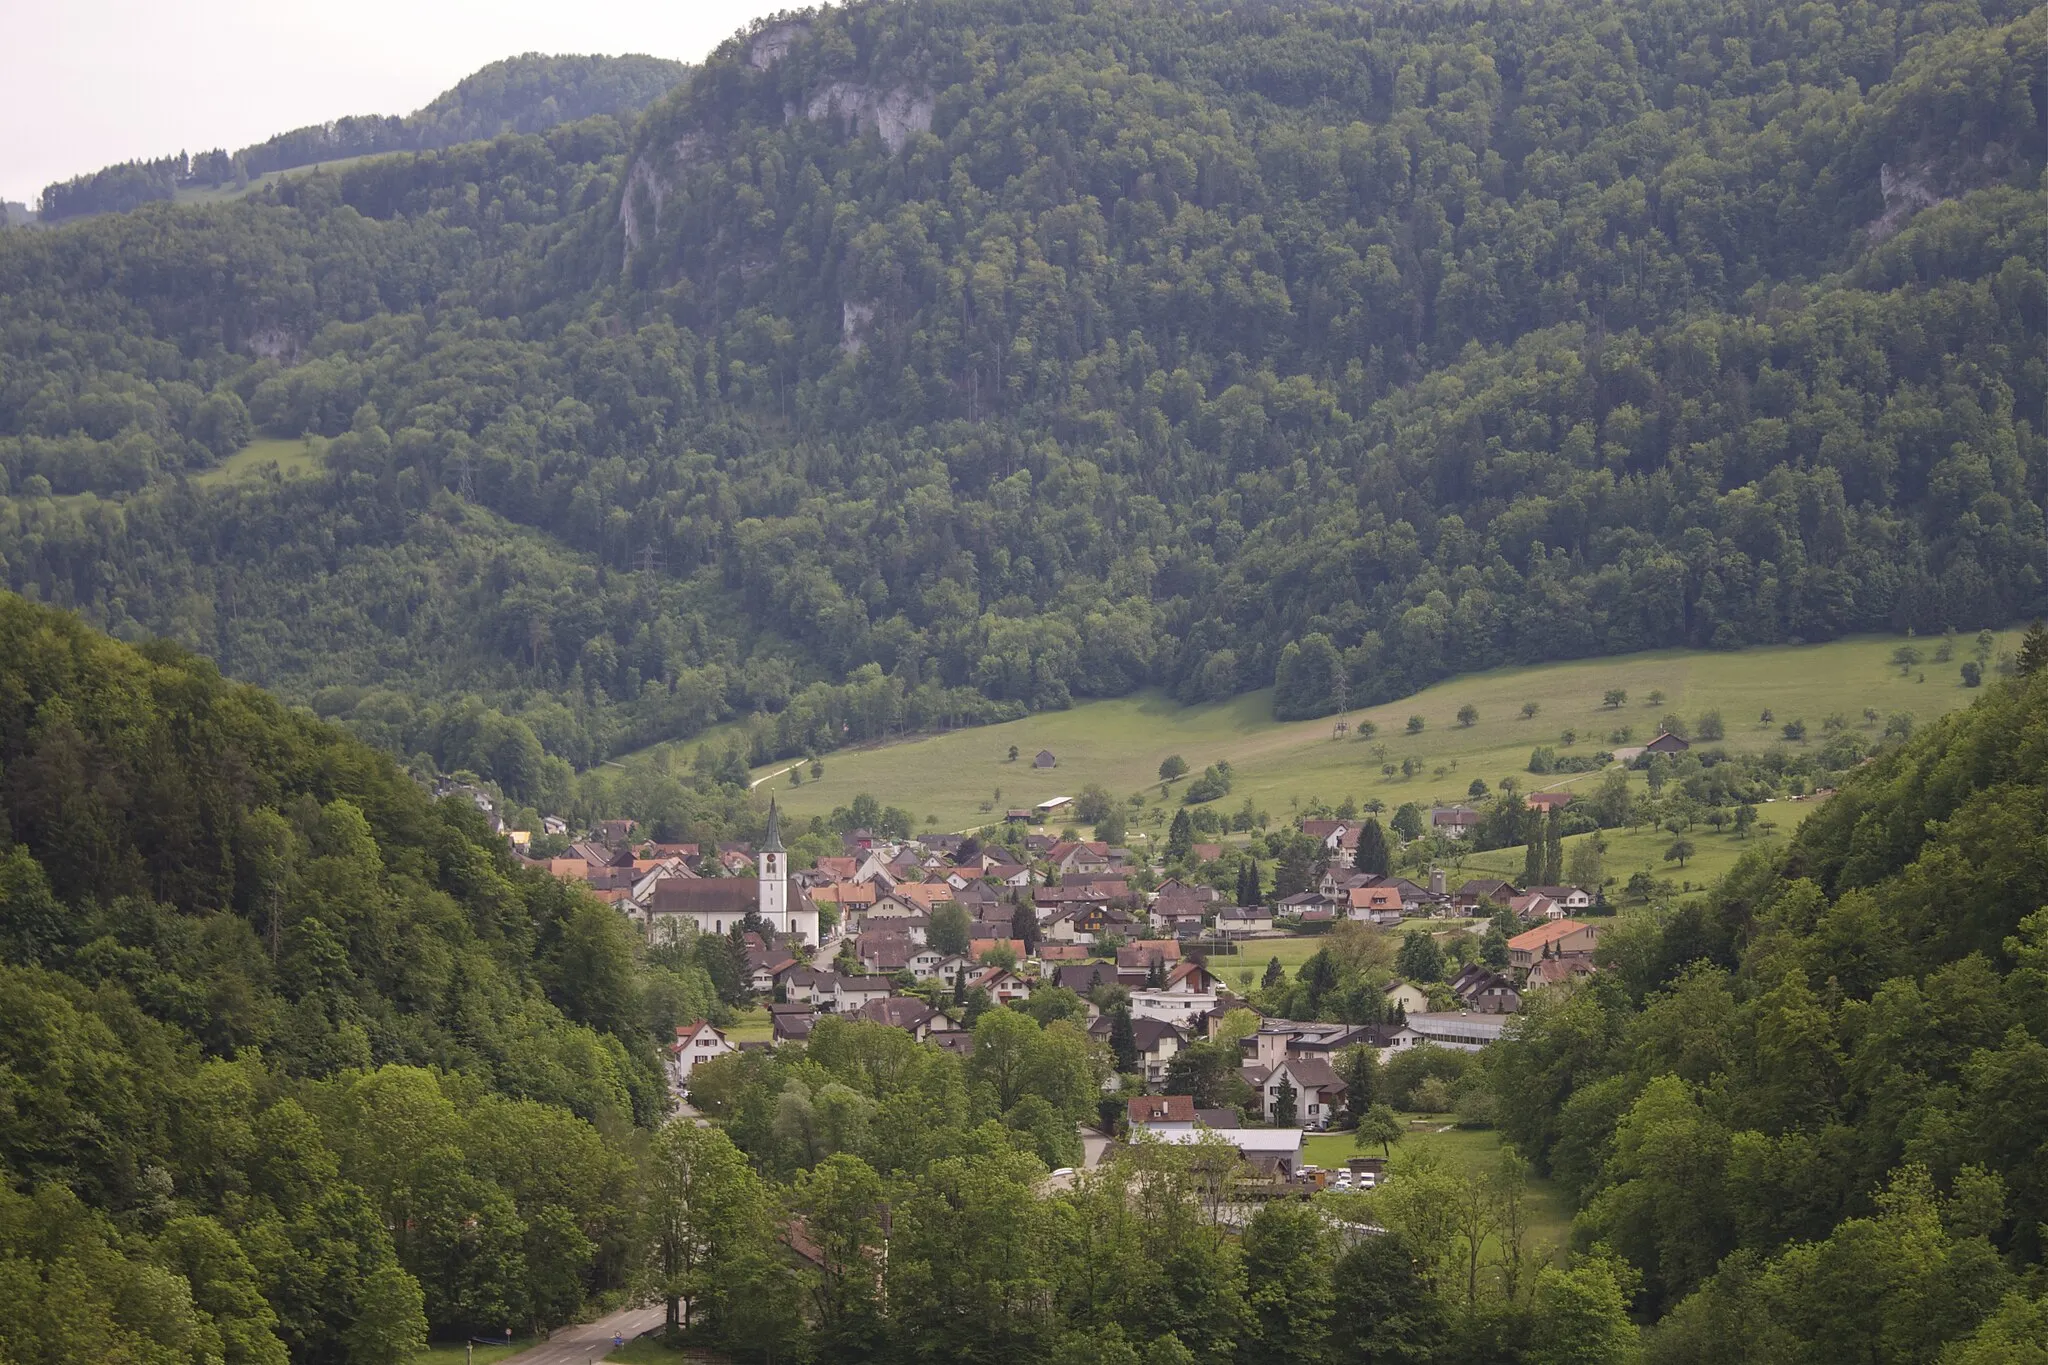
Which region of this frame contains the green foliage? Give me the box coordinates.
[1397,931,1447,984]
[0,594,652,1352]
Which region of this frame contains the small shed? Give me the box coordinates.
[1645,731,1691,754]
[1034,749,1058,768]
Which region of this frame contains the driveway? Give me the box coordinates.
[496,1305,666,1365]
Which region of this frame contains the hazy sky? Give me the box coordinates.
[1,0,795,204]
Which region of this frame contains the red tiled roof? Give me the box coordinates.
[1508,919,1593,951]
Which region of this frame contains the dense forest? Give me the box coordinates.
[0,593,705,1359]
[3,0,2047,794]
[34,53,688,221]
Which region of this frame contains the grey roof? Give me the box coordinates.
[1056,963,1120,992]
[763,798,786,854]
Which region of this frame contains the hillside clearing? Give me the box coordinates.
[192,437,323,487]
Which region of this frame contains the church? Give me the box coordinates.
[641,800,820,946]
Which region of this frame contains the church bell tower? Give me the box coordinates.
[758,798,789,931]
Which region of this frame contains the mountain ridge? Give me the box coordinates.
[32,52,689,222]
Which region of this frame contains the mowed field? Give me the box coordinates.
[740,632,2001,836]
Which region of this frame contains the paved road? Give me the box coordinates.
[497,1305,666,1365]
[1080,1126,1111,1169]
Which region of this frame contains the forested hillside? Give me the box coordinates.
[1480,657,2048,1359]
[35,53,687,221]
[0,593,706,1359]
[3,0,2047,794]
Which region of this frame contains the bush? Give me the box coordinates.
[1962,661,1983,687]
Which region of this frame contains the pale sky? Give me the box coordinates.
[1,0,795,204]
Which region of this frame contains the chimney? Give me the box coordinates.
[1430,867,1446,897]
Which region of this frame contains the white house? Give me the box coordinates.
[1130,989,1219,1026]
[1252,1057,1348,1131]
[669,1021,735,1089]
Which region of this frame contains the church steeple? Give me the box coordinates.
[763,798,786,854]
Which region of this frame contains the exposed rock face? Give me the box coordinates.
[796,82,935,153]
[620,133,711,254]
[749,22,809,70]
[618,25,931,260]
[841,300,878,354]
[1869,162,1944,243]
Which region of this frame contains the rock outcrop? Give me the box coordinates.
[794,82,935,154]
[1868,162,1944,243]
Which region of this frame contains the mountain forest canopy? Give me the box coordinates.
[3,0,2048,799]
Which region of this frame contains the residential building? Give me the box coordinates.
[1220,906,1274,934]
[853,996,951,1040]
[1431,806,1483,839]
[1093,1016,1186,1085]
[1130,988,1219,1026]
[1253,1057,1348,1130]
[669,1021,734,1088]
[1141,1126,1304,1178]
[1449,963,1522,1014]
[1383,979,1431,1016]
[1527,885,1595,914]
[1508,919,1602,971]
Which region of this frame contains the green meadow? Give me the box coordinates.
[192,437,323,487]
[740,632,2000,837]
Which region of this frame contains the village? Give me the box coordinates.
[503,774,1608,1185]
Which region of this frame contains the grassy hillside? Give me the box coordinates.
[728,632,2002,835]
